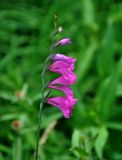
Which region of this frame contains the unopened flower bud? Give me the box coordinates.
[58,26,63,33]
[54,38,71,48]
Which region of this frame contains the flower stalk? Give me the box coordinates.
[34,43,54,160]
[34,15,77,159]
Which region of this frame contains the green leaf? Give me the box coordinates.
[107,122,122,131]
[0,114,18,121]
[12,137,22,160]
[97,21,115,78]
[95,126,108,159]
[76,41,97,81]
[71,147,89,159]
[82,0,97,30]
[71,129,81,148]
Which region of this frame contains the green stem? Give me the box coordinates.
[34,98,43,160]
[34,43,54,160]
[34,19,58,159]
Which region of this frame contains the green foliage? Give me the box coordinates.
[0,0,122,159]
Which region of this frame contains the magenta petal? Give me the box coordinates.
[49,61,75,78]
[49,61,73,71]
[47,96,77,118]
[51,54,76,70]
[48,84,74,97]
[52,54,75,62]
[50,74,76,85]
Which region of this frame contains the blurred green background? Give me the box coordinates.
[0,0,122,160]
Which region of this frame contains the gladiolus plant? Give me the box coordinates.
[34,16,77,160]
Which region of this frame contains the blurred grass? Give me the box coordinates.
[0,0,122,159]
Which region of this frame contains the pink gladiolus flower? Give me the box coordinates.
[48,84,77,118]
[49,61,76,84]
[52,54,76,70]
[49,60,74,72]
[47,96,77,118]
[55,38,71,47]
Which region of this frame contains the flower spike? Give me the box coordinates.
[47,44,77,118]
